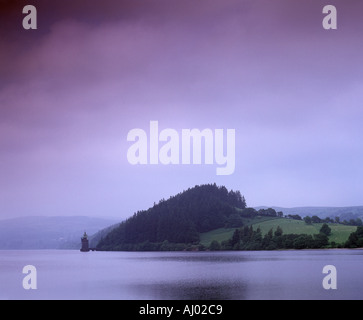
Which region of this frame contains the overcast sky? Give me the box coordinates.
[1,0,363,220]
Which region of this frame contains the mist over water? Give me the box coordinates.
[1,249,362,300]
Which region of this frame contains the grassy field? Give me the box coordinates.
[199,217,357,247]
[199,228,235,247]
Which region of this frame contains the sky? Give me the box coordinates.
[1,0,363,220]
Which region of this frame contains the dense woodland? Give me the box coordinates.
[97,184,246,251]
[96,184,363,251]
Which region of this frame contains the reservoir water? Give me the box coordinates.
[1,249,362,300]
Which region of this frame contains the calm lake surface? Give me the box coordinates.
[1,249,362,300]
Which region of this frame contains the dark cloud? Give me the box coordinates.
[1,0,363,219]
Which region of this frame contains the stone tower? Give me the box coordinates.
[80,231,90,252]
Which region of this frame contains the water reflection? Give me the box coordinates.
[129,279,248,300]
[1,249,363,299]
[128,251,281,263]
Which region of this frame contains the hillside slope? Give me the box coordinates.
[97,184,246,251]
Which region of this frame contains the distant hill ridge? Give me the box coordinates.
[0,216,118,249]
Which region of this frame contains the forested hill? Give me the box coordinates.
[96,184,246,251]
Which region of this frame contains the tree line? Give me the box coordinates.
[104,224,363,252]
[210,224,332,251]
[303,215,363,226]
[345,226,363,248]
[253,208,363,227]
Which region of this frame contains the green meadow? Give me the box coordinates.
[199,217,357,247]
